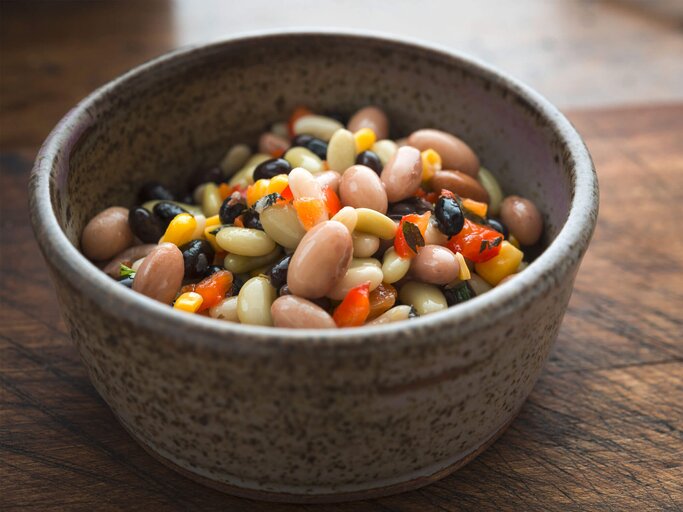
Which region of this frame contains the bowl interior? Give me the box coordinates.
[53,33,573,254]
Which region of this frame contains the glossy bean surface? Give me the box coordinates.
[237,276,276,326]
[209,296,240,322]
[411,245,460,285]
[339,165,388,214]
[271,296,336,329]
[132,243,184,304]
[500,195,543,246]
[381,146,423,202]
[407,129,480,177]
[293,115,344,141]
[81,206,134,261]
[399,281,448,315]
[430,170,490,203]
[327,129,356,173]
[216,227,276,256]
[352,232,380,258]
[260,202,307,249]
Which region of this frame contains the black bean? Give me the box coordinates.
[387,196,434,220]
[290,134,328,160]
[443,282,474,306]
[138,182,175,203]
[118,276,135,288]
[205,265,224,276]
[180,239,215,279]
[232,273,248,295]
[487,218,509,239]
[241,209,263,230]
[253,158,292,181]
[178,193,195,205]
[187,166,223,191]
[434,196,465,236]
[355,150,383,175]
[268,256,291,290]
[323,111,347,125]
[219,194,246,225]
[153,201,188,227]
[128,207,164,243]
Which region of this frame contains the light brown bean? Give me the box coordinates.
[347,106,389,140]
[411,245,460,285]
[339,165,388,214]
[258,132,290,156]
[81,206,134,261]
[102,244,157,278]
[380,146,423,202]
[407,129,480,177]
[430,170,490,203]
[500,195,543,246]
[271,296,336,329]
[315,170,342,194]
[132,243,184,304]
[287,221,353,298]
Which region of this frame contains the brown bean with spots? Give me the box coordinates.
[339,165,388,214]
[81,206,134,261]
[132,243,184,304]
[407,129,480,177]
[500,195,543,245]
[411,245,460,285]
[430,170,490,203]
[271,295,336,329]
[380,146,423,202]
[258,132,290,156]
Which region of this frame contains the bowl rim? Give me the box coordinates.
[29,28,599,352]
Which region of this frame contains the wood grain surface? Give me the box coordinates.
[1,2,683,511]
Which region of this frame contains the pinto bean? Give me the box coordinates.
[258,132,290,156]
[430,170,490,203]
[500,195,543,246]
[380,146,422,202]
[271,295,336,329]
[407,129,480,177]
[339,165,388,214]
[315,170,342,194]
[82,207,134,261]
[411,245,460,285]
[347,106,389,140]
[132,243,184,304]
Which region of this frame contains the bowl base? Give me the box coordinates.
[121,413,518,504]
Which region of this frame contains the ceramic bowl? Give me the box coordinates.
[28,30,598,503]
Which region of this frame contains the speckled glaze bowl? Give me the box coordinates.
[29,30,598,503]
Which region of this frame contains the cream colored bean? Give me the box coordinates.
[209,296,240,322]
[500,195,543,246]
[216,227,276,256]
[339,165,388,214]
[327,129,356,173]
[258,132,289,156]
[371,139,398,165]
[327,261,383,300]
[271,296,336,329]
[271,121,289,140]
[351,258,382,268]
[220,143,252,174]
[354,208,397,240]
[284,146,324,174]
[411,245,460,285]
[132,243,184,304]
[467,274,492,296]
[237,276,276,326]
[330,206,358,233]
[347,106,389,140]
[192,183,207,204]
[399,282,448,316]
[82,206,134,261]
[478,167,504,216]
[228,153,270,187]
[407,129,480,177]
[293,115,344,141]
[102,244,156,278]
[142,200,203,217]
[224,247,282,274]
[260,202,307,249]
[287,221,353,298]
[368,305,413,325]
[352,232,380,258]
[430,170,489,203]
[424,220,449,245]
[190,214,206,240]
[381,146,422,202]
[315,170,342,194]
[201,183,222,217]
[381,247,411,284]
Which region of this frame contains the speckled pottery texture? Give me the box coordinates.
[29,30,598,503]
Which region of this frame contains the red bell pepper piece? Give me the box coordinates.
[322,186,342,217]
[333,282,371,327]
[288,106,313,137]
[394,211,431,259]
[194,270,233,311]
[446,219,503,263]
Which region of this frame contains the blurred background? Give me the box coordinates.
[1,0,682,155]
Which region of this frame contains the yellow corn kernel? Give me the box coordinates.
[421,149,442,182]
[267,174,289,195]
[205,214,221,228]
[475,241,524,286]
[160,213,197,246]
[246,178,270,206]
[203,225,223,252]
[461,198,488,218]
[354,128,377,153]
[174,292,204,313]
[455,252,471,280]
[508,234,520,249]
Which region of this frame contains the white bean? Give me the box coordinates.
[327,129,356,173]
[477,167,504,216]
[381,247,411,284]
[210,296,240,322]
[224,247,282,274]
[201,183,222,217]
[368,305,413,325]
[371,139,398,165]
[330,206,358,233]
[284,146,324,173]
[260,203,307,249]
[237,276,276,326]
[220,144,252,174]
[398,282,447,315]
[216,227,276,256]
[327,262,384,300]
[293,115,344,141]
[352,232,380,258]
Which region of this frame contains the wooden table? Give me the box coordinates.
[2,3,682,511]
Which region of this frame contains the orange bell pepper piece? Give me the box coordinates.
[333,282,371,327]
[194,270,233,311]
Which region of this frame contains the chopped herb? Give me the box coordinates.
[253,193,283,213]
[490,236,503,247]
[402,221,425,254]
[443,282,474,306]
[479,239,489,253]
[408,305,419,318]
[119,263,136,278]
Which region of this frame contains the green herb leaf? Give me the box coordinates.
[402,221,425,254]
[119,263,135,278]
[253,193,283,213]
[444,282,474,305]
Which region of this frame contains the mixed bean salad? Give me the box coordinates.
[81,106,543,328]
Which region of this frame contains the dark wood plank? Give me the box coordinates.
[1,2,682,510]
